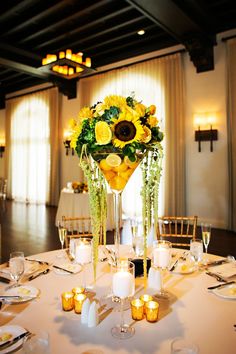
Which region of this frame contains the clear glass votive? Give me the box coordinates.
[74,293,87,314]
[131,299,144,320]
[139,294,153,314]
[72,287,85,295]
[61,292,74,311]
[171,337,199,354]
[145,300,159,322]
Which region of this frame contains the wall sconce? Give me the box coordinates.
[63,130,74,156]
[0,145,5,158]
[194,113,218,152]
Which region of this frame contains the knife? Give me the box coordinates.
[0,331,30,349]
[0,276,11,284]
[169,258,179,271]
[25,258,50,265]
[28,268,50,281]
[207,281,235,290]
[206,259,228,267]
[206,271,227,282]
[53,265,74,274]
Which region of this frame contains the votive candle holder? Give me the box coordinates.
[74,293,87,314]
[61,292,74,311]
[72,287,85,295]
[145,300,159,322]
[139,294,153,314]
[131,299,144,320]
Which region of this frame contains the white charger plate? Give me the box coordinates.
[53,263,82,275]
[212,283,236,300]
[172,263,195,275]
[2,285,39,304]
[0,325,26,353]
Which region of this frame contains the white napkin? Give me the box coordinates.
[210,262,236,278]
[87,301,99,328]
[148,267,162,291]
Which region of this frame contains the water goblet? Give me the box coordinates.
[111,260,135,339]
[152,240,172,297]
[190,239,203,270]
[171,337,199,354]
[201,223,211,263]
[57,221,67,258]
[9,251,25,288]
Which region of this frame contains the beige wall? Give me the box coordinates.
[0,32,234,228]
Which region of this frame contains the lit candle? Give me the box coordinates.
[68,67,74,75]
[85,57,91,67]
[131,299,144,320]
[75,243,91,264]
[153,245,171,268]
[139,294,153,314]
[72,287,85,295]
[77,52,83,63]
[112,269,134,298]
[74,293,87,314]
[59,51,65,59]
[145,300,159,322]
[66,49,72,59]
[61,292,74,311]
[62,66,68,76]
[42,58,48,65]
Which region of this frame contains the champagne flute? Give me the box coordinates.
[190,239,203,270]
[111,260,135,339]
[9,251,25,289]
[57,221,67,258]
[201,223,211,263]
[130,219,144,258]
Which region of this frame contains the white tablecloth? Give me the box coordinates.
[55,190,115,230]
[0,247,235,354]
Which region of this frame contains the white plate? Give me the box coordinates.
[53,263,82,275]
[212,283,236,300]
[172,263,195,274]
[0,325,26,353]
[2,285,39,303]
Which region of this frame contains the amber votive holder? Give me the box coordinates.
[74,293,87,314]
[145,300,159,322]
[61,292,74,311]
[139,294,153,314]
[72,287,85,295]
[131,299,144,320]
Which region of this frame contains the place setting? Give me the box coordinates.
[0,325,32,353]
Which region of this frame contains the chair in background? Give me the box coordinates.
[0,178,7,200]
[61,216,93,248]
[157,216,198,248]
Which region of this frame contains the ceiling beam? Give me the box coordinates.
[126,0,216,72]
[0,57,48,79]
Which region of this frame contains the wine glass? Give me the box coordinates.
[57,221,67,258]
[111,260,135,339]
[201,223,211,263]
[152,240,172,296]
[9,251,25,288]
[130,219,144,258]
[74,237,92,290]
[171,337,199,354]
[190,239,203,270]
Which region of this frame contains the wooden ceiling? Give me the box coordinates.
[0,0,236,107]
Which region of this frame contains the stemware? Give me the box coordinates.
[111,260,135,339]
[152,240,172,296]
[171,337,199,354]
[57,221,67,258]
[74,237,92,290]
[190,239,203,270]
[201,223,211,263]
[9,251,25,288]
[130,219,144,258]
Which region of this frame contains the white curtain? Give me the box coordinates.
[5,88,60,205]
[77,53,185,217]
[226,38,236,231]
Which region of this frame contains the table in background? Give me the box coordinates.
[55,190,115,230]
[0,247,235,354]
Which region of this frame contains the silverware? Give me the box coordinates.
[207,281,235,290]
[169,252,188,271]
[0,276,11,284]
[25,258,50,265]
[0,295,21,299]
[207,259,228,267]
[0,331,30,349]
[206,271,227,282]
[53,265,74,274]
[28,268,50,281]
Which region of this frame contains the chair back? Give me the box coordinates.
[157,216,198,248]
[0,178,7,200]
[61,216,93,248]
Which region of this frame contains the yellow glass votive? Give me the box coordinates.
[145,300,159,322]
[140,294,153,314]
[61,292,74,311]
[72,287,85,295]
[131,299,144,321]
[74,293,87,314]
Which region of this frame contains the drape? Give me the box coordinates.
[77,53,185,216]
[5,87,60,205]
[226,38,236,231]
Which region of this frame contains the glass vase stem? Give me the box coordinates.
[113,191,122,263]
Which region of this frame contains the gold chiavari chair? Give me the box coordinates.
[61,216,93,248]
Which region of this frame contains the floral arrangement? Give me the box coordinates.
[72,182,88,193]
[70,94,164,281]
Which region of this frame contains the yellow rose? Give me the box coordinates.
[147,116,158,128]
[141,126,152,143]
[135,103,146,117]
[149,105,156,115]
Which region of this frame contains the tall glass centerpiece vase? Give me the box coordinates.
[70,94,164,282]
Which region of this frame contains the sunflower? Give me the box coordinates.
[78,106,93,120]
[101,95,127,112]
[112,110,144,148]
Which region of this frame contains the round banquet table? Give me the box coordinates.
[0,246,235,354]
